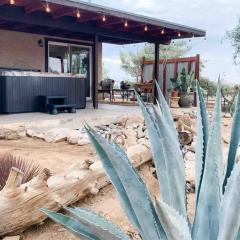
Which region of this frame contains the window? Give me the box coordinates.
[48,42,90,77]
[48,44,70,74]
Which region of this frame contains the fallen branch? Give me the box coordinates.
[0,143,152,237]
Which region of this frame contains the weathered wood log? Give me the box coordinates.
[0,143,152,237]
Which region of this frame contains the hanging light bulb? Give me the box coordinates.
[144,24,148,32]
[161,28,165,35]
[124,19,128,27]
[10,0,15,5]
[76,9,81,18]
[45,3,51,13]
[178,32,181,37]
[102,14,106,22]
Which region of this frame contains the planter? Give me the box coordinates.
[179,93,194,108]
[171,90,179,97]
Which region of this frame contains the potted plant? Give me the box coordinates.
[178,68,195,108]
[170,77,181,97]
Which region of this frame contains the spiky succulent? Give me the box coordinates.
[41,80,240,240]
[0,153,40,190]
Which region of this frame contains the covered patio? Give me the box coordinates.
[0,0,205,113]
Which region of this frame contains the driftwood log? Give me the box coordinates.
[0,143,152,237]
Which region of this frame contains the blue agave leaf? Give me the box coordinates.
[40,208,99,240]
[223,92,240,191]
[195,81,209,206]
[218,163,240,240]
[65,207,130,240]
[155,199,192,240]
[192,78,223,240]
[155,81,178,138]
[134,91,170,205]
[84,124,142,234]
[85,125,167,240]
[136,92,187,219]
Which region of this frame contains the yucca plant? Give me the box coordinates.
[0,153,40,190]
[41,79,240,240]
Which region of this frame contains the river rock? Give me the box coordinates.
[137,128,145,139]
[185,151,195,162]
[77,135,90,146]
[26,128,45,139]
[44,128,69,143]
[0,129,21,140]
[124,128,137,147]
[67,130,81,145]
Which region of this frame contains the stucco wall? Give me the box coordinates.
[0,30,103,82]
[0,30,45,71]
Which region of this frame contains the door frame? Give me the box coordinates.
[45,38,93,99]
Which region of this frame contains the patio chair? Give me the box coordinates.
[98,79,115,102]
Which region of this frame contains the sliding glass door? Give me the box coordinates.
[48,42,92,98]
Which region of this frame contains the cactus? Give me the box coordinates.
[41,79,240,240]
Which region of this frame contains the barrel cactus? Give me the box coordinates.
[41,80,240,240]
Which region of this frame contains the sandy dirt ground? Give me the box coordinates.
[0,115,234,240]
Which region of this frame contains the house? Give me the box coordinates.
[0,0,205,113]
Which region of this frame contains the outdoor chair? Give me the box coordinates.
[98,79,115,102]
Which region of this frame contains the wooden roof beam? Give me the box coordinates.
[0,0,9,6]
[76,13,100,23]
[24,1,44,14]
[52,7,74,19]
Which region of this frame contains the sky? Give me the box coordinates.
[89,0,240,84]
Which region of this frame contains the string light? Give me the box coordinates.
[102,15,106,22]
[10,0,15,5]
[178,32,181,37]
[45,3,51,13]
[161,28,165,35]
[144,24,148,32]
[76,9,81,18]
[124,19,128,27]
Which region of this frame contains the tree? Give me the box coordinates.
[120,41,191,81]
[226,17,240,64]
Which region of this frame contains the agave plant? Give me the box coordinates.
[41,79,240,240]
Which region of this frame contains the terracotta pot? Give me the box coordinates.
[171,90,179,97]
[179,93,194,108]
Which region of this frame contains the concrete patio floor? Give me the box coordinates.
[0,102,141,126]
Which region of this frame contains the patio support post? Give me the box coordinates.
[154,43,160,102]
[93,34,99,109]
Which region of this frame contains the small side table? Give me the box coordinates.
[169,96,180,108]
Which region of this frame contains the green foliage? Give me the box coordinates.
[170,68,195,93]
[199,77,217,97]
[226,17,240,64]
[120,41,190,80]
[42,81,240,240]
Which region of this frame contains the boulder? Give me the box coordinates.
[137,128,145,139]
[67,130,81,145]
[0,129,21,140]
[44,128,69,143]
[77,135,90,146]
[185,151,195,162]
[124,129,137,147]
[26,128,44,139]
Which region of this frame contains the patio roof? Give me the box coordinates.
[0,0,206,44]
